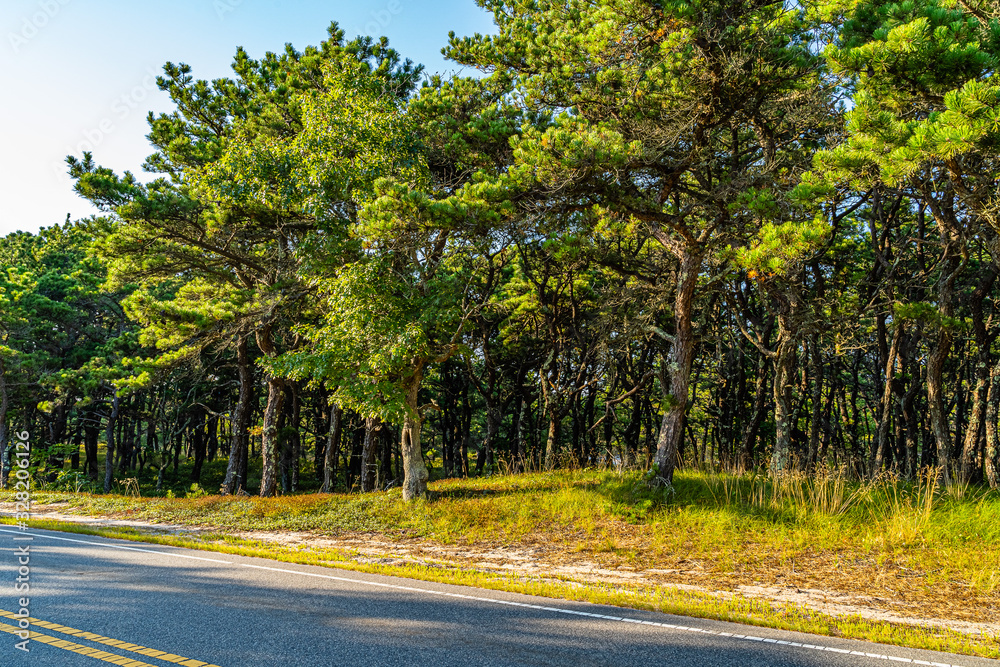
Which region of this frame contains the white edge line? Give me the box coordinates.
[3,528,973,667]
[0,527,232,564]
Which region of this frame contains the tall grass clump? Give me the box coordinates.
[674,466,1000,592]
[700,468,865,517]
[690,466,981,530]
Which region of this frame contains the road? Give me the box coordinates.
[0,526,993,667]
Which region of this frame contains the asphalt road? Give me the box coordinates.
[0,527,994,667]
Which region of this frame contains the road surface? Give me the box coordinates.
[0,527,994,666]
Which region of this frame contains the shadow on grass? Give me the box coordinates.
[430,484,568,500]
[581,469,810,526]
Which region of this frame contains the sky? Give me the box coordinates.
[0,0,496,237]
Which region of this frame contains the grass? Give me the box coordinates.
[2,467,999,659]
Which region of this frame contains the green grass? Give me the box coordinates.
[3,468,999,659]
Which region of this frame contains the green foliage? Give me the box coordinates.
[0,221,132,405]
[735,219,833,281]
[194,57,421,215]
[275,257,457,421]
[186,483,209,499]
[68,24,429,398]
[811,0,1000,225]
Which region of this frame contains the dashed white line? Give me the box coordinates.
[0,528,977,667]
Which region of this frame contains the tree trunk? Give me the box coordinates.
[118,401,137,473]
[960,362,987,483]
[400,368,429,501]
[544,408,560,471]
[984,357,1000,488]
[476,402,499,475]
[806,334,824,471]
[256,326,284,497]
[144,411,157,473]
[584,385,598,466]
[460,385,471,477]
[278,384,292,493]
[771,305,798,473]
[314,392,327,479]
[103,392,121,493]
[651,249,701,486]
[191,409,206,483]
[540,362,561,471]
[322,403,342,493]
[900,356,922,481]
[84,412,99,481]
[380,424,393,487]
[70,420,82,471]
[223,337,253,494]
[872,322,902,475]
[290,382,301,491]
[207,415,219,462]
[259,376,284,497]
[512,396,526,473]
[927,326,953,485]
[361,417,379,492]
[741,344,770,469]
[960,268,996,483]
[927,246,960,485]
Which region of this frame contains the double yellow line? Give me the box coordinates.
[0,609,220,666]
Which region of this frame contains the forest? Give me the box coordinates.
[3,0,1000,501]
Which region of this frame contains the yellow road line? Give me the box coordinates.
[0,610,219,667]
[0,621,161,666]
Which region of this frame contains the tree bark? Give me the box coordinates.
[960,268,996,482]
[927,327,953,485]
[984,357,1000,488]
[771,301,799,473]
[540,359,561,471]
[927,244,961,485]
[207,414,219,462]
[651,249,702,486]
[361,417,379,492]
[544,407,561,471]
[513,396,527,473]
[290,382,301,492]
[476,402,499,475]
[70,420,82,471]
[103,392,121,493]
[806,334,824,471]
[872,322,902,476]
[191,408,207,483]
[322,403,342,493]
[256,325,284,497]
[278,384,292,493]
[259,376,284,497]
[741,325,772,469]
[960,362,988,483]
[84,411,99,481]
[221,336,252,495]
[400,368,429,501]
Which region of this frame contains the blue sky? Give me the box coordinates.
[0,0,495,236]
